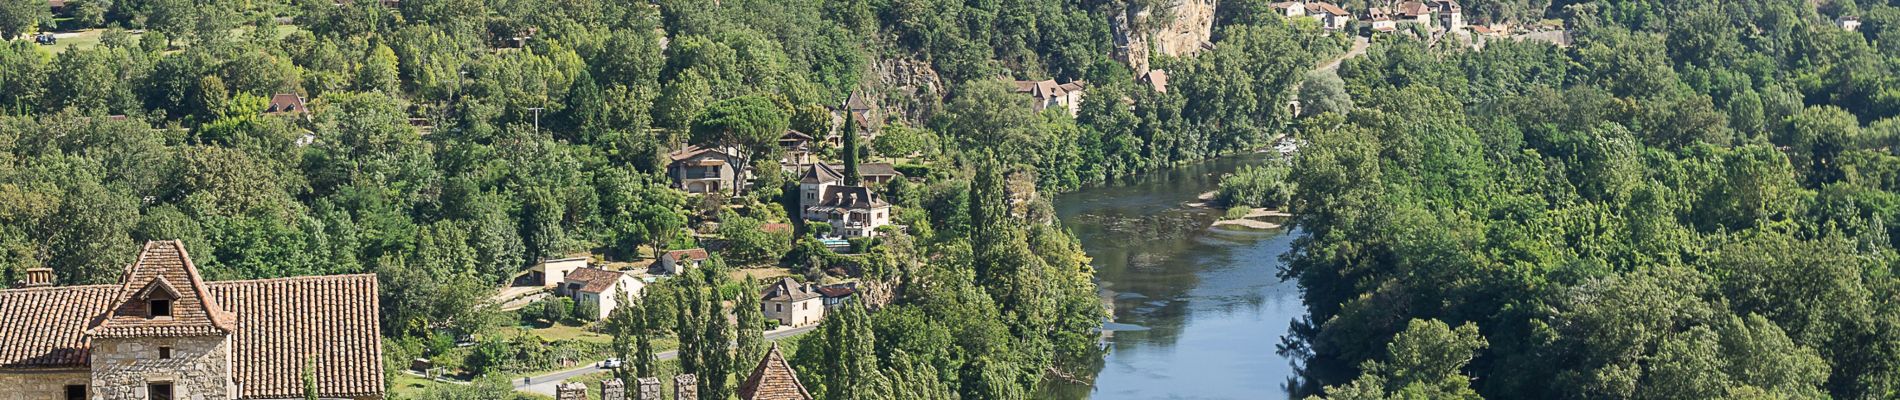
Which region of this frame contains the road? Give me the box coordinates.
[1317,36,1371,72]
[514,324,821,395]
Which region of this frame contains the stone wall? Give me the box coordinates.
[0,370,92,400]
[88,335,234,400]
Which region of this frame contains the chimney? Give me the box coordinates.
[636,377,663,400]
[602,378,627,400]
[556,382,587,400]
[20,267,53,288]
[673,374,698,400]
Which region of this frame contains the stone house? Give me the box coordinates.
[1397,0,1433,25]
[1269,1,1306,17]
[1838,16,1861,31]
[1367,8,1398,32]
[658,248,710,275]
[778,130,816,167]
[1138,69,1169,93]
[1431,0,1464,31]
[666,145,745,194]
[761,278,824,328]
[1311,2,1353,30]
[1012,80,1087,117]
[558,267,645,320]
[0,241,383,400]
[798,164,893,238]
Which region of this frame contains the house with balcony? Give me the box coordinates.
[798,164,892,238]
[667,145,744,194]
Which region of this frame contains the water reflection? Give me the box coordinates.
[1041,153,1305,400]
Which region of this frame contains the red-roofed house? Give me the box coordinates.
[1012,79,1087,117]
[0,241,383,400]
[659,248,710,275]
[1311,2,1352,30]
[265,93,307,115]
[559,267,646,320]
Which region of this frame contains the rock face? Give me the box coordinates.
[1115,0,1217,73]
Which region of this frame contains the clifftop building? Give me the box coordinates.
[0,241,384,400]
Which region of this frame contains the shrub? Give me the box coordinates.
[1216,165,1295,209]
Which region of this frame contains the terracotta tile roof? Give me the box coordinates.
[0,284,116,368]
[0,241,383,399]
[662,248,710,264]
[88,241,238,338]
[815,285,854,298]
[1312,2,1349,15]
[212,274,384,399]
[762,278,820,302]
[266,93,307,114]
[1398,0,1430,16]
[565,267,627,294]
[739,343,813,400]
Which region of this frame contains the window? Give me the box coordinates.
[148,382,173,400]
[149,300,172,317]
[775,304,782,312]
[64,385,84,400]
[803,302,809,310]
[158,347,172,359]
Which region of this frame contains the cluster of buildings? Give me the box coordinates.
[552,344,812,400]
[0,241,385,400]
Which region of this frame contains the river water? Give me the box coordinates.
[1040,153,1306,400]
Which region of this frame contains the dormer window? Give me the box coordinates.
[150,299,172,317]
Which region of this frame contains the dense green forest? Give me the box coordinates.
[0,0,1352,397]
[1290,0,1900,399]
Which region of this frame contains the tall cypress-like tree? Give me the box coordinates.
[735,277,767,366]
[822,302,881,400]
[843,116,862,186]
[698,271,735,400]
[674,271,705,377]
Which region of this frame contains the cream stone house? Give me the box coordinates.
[558,267,646,320]
[761,278,824,328]
[0,241,383,400]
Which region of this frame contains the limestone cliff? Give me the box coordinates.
[1115,0,1217,73]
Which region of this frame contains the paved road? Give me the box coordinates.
[514,324,821,395]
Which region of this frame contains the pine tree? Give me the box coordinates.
[843,116,862,186]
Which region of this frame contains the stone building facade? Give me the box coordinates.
[0,241,384,400]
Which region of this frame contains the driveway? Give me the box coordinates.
[514,324,820,395]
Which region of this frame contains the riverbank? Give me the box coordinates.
[1212,207,1290,230]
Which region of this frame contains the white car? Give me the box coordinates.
[602,358,624,368]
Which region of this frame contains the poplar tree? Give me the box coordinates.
[843,116,862,186]
[735,277,767,366]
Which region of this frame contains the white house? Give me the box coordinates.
[1269,1,1307,18]
[534,256,590,288]
[559,267,646,320]
[659,248,710,275]
[1012,80,1086,117]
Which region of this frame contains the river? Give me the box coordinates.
[1040,153,1306,400]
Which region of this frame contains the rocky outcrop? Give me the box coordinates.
[1115,0,1217,73]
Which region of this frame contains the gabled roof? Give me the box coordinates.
[88,240,237,338]
[662,248,710,263]
[564,267,629,294]
[1311,2,1349,15]
[800,163,844,184]
[762,278,820,302]
[739,343,814,400]
[780,130,815,142]
[815,284,855,299]
[1397,0,1431,16]
[266,93,307,114]
[0,242,384,398]
[1139,69,1169,93]
[669,145,738,162]
[843,92,871,112]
